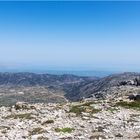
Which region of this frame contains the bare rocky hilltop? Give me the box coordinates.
[0,72,140,139]
[0,97,140,140]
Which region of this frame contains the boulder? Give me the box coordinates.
[135,94,140,101]
[14,102,35,110]
[128,95,136,100]
[128,94,140,101]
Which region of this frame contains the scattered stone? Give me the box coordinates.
[0,100,140,140]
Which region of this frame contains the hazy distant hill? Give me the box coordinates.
[0,72,96,86]
[0,72,140,106]
[0,72,97,106]
[35,70,114,77]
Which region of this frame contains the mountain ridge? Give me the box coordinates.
[0,72,140,106]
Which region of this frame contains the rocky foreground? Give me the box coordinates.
[0,97,140,140]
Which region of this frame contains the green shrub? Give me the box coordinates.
[69,102,100,115]
[69,105,85,115]
[55,127,74,133]
[116,101,140,109]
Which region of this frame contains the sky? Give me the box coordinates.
[0,1,140,72]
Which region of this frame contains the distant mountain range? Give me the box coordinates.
[0,72,97,86]
[35,70,115,77]
[0,72,140,106]
[0,69,116,77]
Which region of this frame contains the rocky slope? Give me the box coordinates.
[65,72,140,101]
[0,97,140,140]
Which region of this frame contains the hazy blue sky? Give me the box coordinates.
[0,1,140,72]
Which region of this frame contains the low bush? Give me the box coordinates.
[69,102,100,115]
[116,101,140,109]
[55,127,74,133]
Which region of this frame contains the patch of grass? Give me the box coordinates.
[42,120,54,125]
[4,113,34,119]
[69,102,100,116]
[116,101,140,110]
[29,127,45,136]
[55,127,74,133]
[69,105,85,115]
